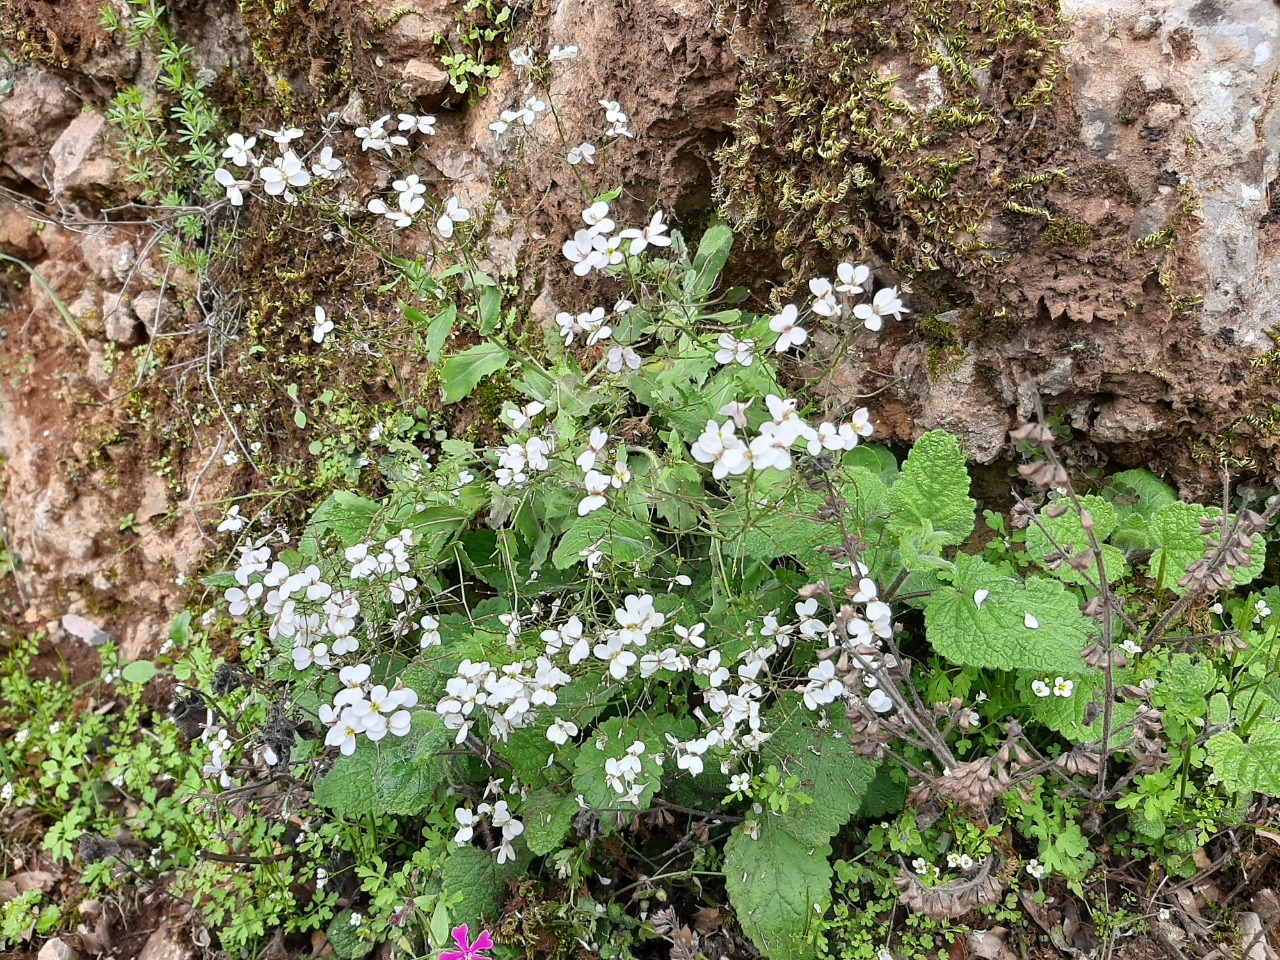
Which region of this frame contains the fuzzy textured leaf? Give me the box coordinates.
[1147,503,1265,595]
[723,824,831,960]
[886,430,975,545]
[1024,496,1129,588]
[314,713,449,817]
[440,845,518,923]
[924,554,1089,676]
[521,789,577,856]
[1207,725,1280,795]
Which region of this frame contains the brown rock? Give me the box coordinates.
[400,57,450,99]
[103,294,142,346]
[81,230,136,283]
[0,64,79,184]
[50,112,119,196]
[0,204,44,261]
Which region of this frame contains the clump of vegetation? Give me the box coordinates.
[714,0,1068,284]
[6,12,1280,960]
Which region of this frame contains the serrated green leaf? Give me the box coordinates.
[1023,673,1135,747]
[440,845,517,923]
[886,431,975,545]
[302,491,381,550]
[856,761,907,820]
[572,715,693,812]
[1147,503,1265,595]
[1208,725,1280,795]
[522,789,577,856]
[1107,470,1178,552]
[441,342,509,404]
[844,444,899,484]
[1024,496,1129,588]
[724,824,831,960]
[924,554,1090,676]
[758,703,875,846]
[327,911,375,959]
[552,512,656,570]
[314,713,449,817]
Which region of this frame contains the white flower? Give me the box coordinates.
[674,622,706,647]
[1031,679,1051,698]
[522,97,547,123]
[578,470,610,516]
[567,142,596,165]
[581,307,613,346]
[437,197,471,239]
[1120,639,1142,655]
[599,99,628,125]
[714,333,754,367]
[582,201,615,235]
[311,145,342,179]
[1052,677,1074,698]
[606,346,641,373]
[690,419,749,480]
[563,228,605,276]
[591,233,625,269]
[549,44,579,62]
[259,126,303,147]
[217,505,247,533]
[394,173,427,211]
[867,689,894,713]
[397,113,437,135]
[214,168,250,206]
[259,150,311,200]
[222,133,257,167]
[547,718,578,745]
[1026,859,1046,879]
[769,304,807,353]
[854,286,909,331]
[836,262,870,295]
[509,45,534,67]
[504,401,546,430]
[619,210,672,254]
[312,306,334,343]
[809,277,839,317]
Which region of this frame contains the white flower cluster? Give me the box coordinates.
[797,574,897,715]
[435,656,572,745]
[319,664,418,755]
[691,395,873,479]
[355,113,436,155]
[1031,676,1075,698]
[495,435,553,488]
[806,262,909,332]
[213,128,343,208]
[454,799,525,863]
[603,740,649,804]
[562,200,671,278]
[201,726,235,788]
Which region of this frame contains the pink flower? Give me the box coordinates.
[441,925,494,960]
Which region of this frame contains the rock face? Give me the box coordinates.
[1,0,1279,651]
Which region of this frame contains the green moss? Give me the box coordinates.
[1042,216,1094,248]
[918,313,965,378]
[715,0,1068,285]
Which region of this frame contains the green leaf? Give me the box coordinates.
[1147,502,1265,595]
[327,911,375,960]
[683,222,734,300]
[844,444,899,484]
[552,512,656,571]
[572,715,693,812]
[441,342,510,404]
[886,431,975,545]
[121,660,157,684]
[303,491,381,550]
[924,554,1090,676]
[757,703,875,847]
[1023,673,1135,747]
[723,824,831,960]
[440,845,517,923]
[1106,469,1178,550]
[423,303,457,363]
[522,789,577,856]
[168,611,191,649]
[856,761,907,820]
[313,713,449,817]
[294,408,307,428]
[1024,496,1129,588]
[1208,725,1280,795]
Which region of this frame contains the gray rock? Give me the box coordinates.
[0,64,78,185]
[400,58,451,99]
[103,295,142,346]
[137,928,193,960]
[37,939,79,960]
[81,231,136,284]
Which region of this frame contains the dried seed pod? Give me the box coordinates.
[1045,503,1069,519]
[1010,422,1054,446]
